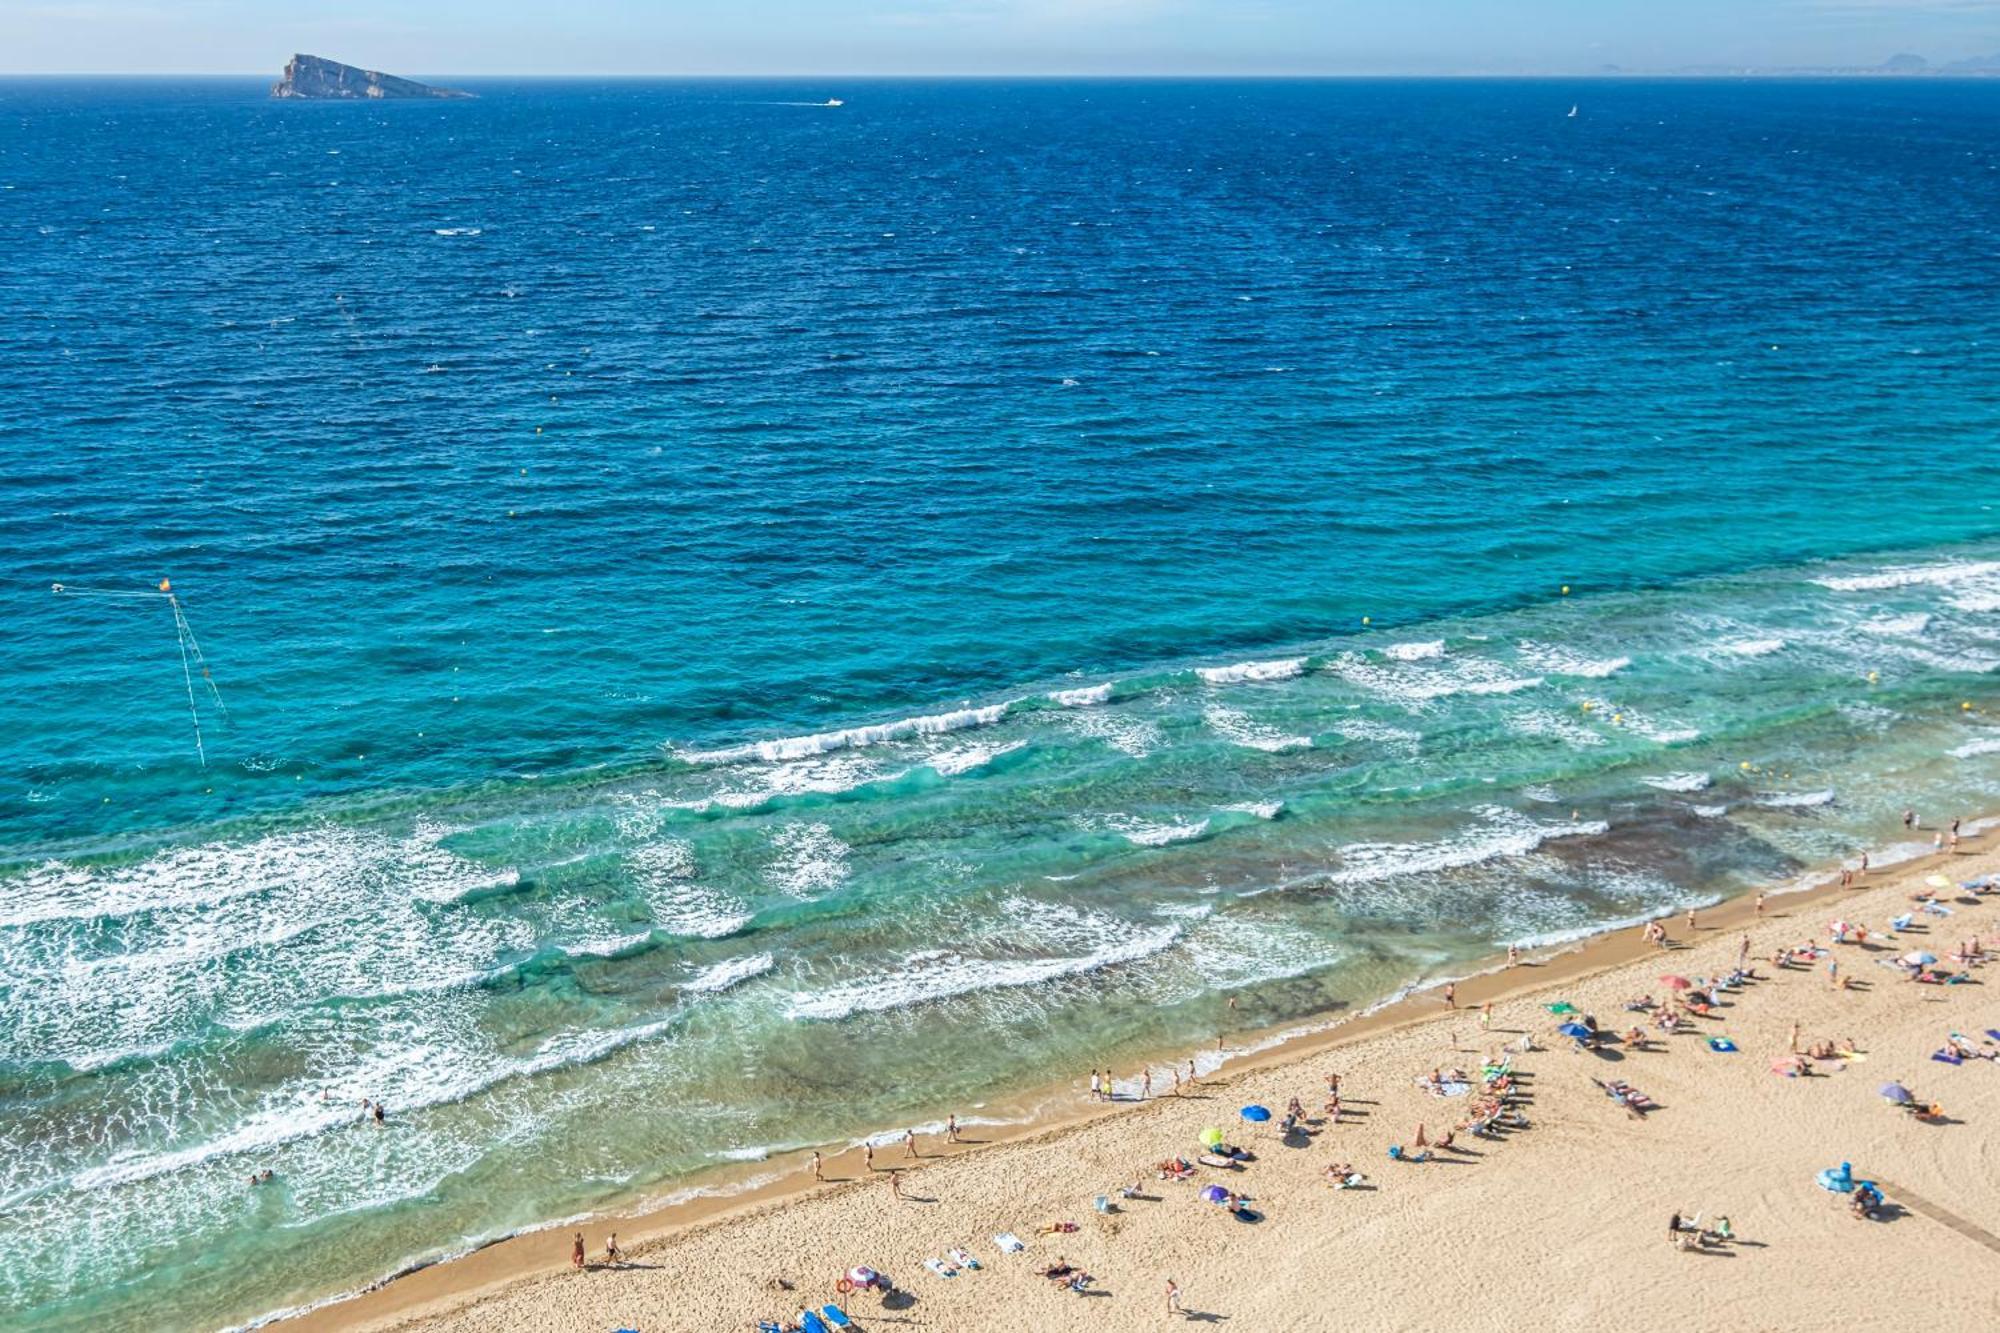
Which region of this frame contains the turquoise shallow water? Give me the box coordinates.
[3,77,2000,1330]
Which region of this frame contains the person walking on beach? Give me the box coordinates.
[1755,892,1766,916]
[1186,1058,1196,1088]
[1141,1069,1152,1100]
[1089,1069,1101,1102]
[889,1170,903,1202]
[1166,1277,1183,1316]
[946,1114,961,1144]
[863,1142,875,1171]
[1904,808,1916,831]
[571,1231,585,1270]
[1788,1021,1800,1054]
[1479,1001,1492,1031]
[1738,936,1751,970]
[1507,943,1520,968]
[1443,982,1457,1009]
[604,1232,621,1267]
[904,1128,918,1160]
[810,1151,823,1182]
[1860,852,1869,875]
[1827,957,1840,989]
[1685,907,1698,934]
[1171,1065,1181,1096]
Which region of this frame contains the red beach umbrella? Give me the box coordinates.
[1660,975,1692,990]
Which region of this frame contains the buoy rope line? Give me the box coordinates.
[51,579,227,768]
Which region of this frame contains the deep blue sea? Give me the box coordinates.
[4,77,2000,1330]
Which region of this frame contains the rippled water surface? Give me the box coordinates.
[4,77,2000,1330]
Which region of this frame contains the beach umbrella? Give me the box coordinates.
[1201,1184,1230,1204]
[1557,1021,1592,1039]
[1879,1082,1912,1104]
[1659,975,1692,990]
[847,1265,879,1286]
[1926,874,1952,890]
[1240,1105,1272,1123]
[1198,1127,1224,1148]
[1903,951,1938,967]
[1545,1002,1578,1015]
[1770,1056,1803,1075]
[1829,921,1849,936]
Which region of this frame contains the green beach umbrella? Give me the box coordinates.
[1546,1002,1578,1016]
[1198,1127,1224,1149]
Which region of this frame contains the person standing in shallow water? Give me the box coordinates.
[570,1232,585,1270]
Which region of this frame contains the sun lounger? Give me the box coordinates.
[821,1306,854,1329]
[924,1257,958,1278]
[1197,1153,1241,1169]
[1707,1037,1737,1053]
[948,1248,981,1270]
[802,1313,832,1333]
[1932,1050,1963,1065]
[994,1232,1024,1253]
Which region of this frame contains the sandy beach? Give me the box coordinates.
[282,831,2000,1333]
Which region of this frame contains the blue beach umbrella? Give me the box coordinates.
[1557,1021,1592,1039]
[1879,1082,1913,1104]
[1239,1105,1272,1123]
[1201,1184,1230,1204]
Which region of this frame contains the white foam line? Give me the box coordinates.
[1195,657,1307,685]
[682,702,1014,764]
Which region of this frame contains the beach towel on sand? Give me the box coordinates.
[995,1232,1024,1253]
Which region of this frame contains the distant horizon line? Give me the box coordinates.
[6,69,2000,81]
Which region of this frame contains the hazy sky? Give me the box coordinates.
[3,0,1998,75]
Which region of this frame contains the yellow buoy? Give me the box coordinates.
[1561,585,1570,595]
[1361,616,1370,625]
[158,578,172,593]
[1963,702,1974,711]
[1740,761,1752,770]
[1612,713,1622,724]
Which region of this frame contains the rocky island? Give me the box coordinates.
[270,54,472,100]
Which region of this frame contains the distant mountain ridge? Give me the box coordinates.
[270,54,472,100]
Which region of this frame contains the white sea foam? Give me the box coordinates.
[1516,641,1632,678]
[1385,640,1444,661]
[1950,736,2000,759]
[1048,682,1113,706]
[784,903,1182,1021]
[683,702,1013,764]
[1330,718,1424,748]
[1692,804,1728,818]
[1723,638,1786,658]
[1220,800,1284,820]
[1753,788,1835,809]
[1506,709,1607,748]
[1203,705,1312,753]
[1322,806,1605,887]
[629,842,751,937]
[1330,651,1542,706]
[923,740,1026,777]
[1196,657,1307,685]
[1640,772,1712,793]
[431,227,482,236]
[765,823,850,898]
[1062,708,1161,758]
[1099,814,1211,847]
[1859,612,1932,636]
[684,953,775,994]
[1813,558,2000,593]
